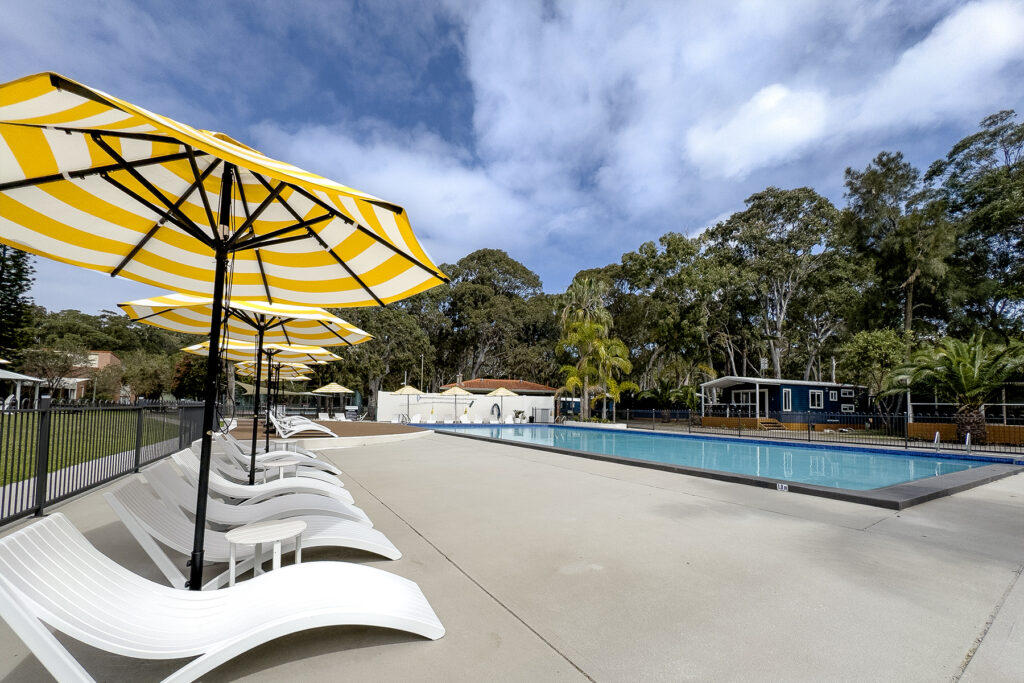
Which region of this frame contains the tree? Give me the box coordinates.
[171,355,207,400]
[557,321,606,420]
[0,245,34,356]
[20,343,89,396]
[120,350,175,400]
[837,329,912,411]
[927,111,1024,337]
[703,187,841,378]
[889,334,1024,444]
[637,378,690,421]
[844,151,955,332]
[591,335,636,420]
[560,277,612,332]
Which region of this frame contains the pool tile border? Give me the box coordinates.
[435,426,1024,509]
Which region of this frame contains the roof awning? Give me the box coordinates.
[700,376,866,391]
[0,369,44,383]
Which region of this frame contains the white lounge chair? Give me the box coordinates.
[423,415,436,424]
[409,413,421,423]
[503,416,514,424]
[144,460,371,526]
[216,433,342,481]
[0,513,444,683]
[222,430,319,459]
[268,411,338,438]
[317,412,331,420]
[472,418,483,424]
[459,414,471,424]
[210,446,343,488]
[105,478,402,590]
[172,449,355,506]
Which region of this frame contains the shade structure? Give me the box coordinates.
[312,382,354,416]
[123,292,367,478]
[392,385,423,422]
[486,387,518,419]
[0,72,448,590]
[235,360,310,380]
[0,358,8,364]
[182,340,340,364]
[119,293,373,347]
[440,385,472,418]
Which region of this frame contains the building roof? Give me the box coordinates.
[0,369,43,383]
[700,375,866,391]
[439,378,557,395]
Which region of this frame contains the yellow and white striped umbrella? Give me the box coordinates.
[0,72,448,306]
[235,360,310,380]
[119,292,371,347]
[182,340,340,364]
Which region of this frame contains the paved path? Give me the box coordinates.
[0,432,1021,681]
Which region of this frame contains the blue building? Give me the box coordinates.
[699,376,869,421]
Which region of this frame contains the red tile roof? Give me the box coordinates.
[440,378,557,394]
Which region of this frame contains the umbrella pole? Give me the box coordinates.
[248,326,265,485]
[189,246,229,590]
[264,352,274,454]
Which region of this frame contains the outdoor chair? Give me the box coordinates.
[105,478,402,590]
[0,513,444,683]
[423,415,436,424]
[459,414,471,424]
[210,446,342,488]
[216,433,342,482]
[144,460,371,526]
[317,412,330,420]
[472,418,483,424]
[268,411,338,438]
[503,416,514,424]
[222,431,319,460]
[172,450,355,506]
[442,418,454,424]
[409,413,422,423]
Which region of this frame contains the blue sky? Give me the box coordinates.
[4,0,1024,313]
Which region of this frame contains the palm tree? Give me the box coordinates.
[560,277,612,333]
[638,378,689,422]
[557,321,606,419]
[889,334,1024,444]
[591,336,637,420]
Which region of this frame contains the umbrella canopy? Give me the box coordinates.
[235,360,310,379]
[312,382,354,394]
[392,385,423,422]
[0,71,447,589]
[0,73,447,306]
[486,387,518,420]
[119,293,372,347]
[182,340,340,364]
[440,385,472,418]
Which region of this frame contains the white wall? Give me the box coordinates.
[376,391,554,422]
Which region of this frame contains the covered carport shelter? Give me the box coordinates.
[0,369,44,409]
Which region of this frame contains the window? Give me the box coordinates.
[829,390,838,401]
[782,388,792,412]
[841,388,854,398]
[809,390,824,409]
[841,404,855,413]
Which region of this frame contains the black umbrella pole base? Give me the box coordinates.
[188,551,205,590]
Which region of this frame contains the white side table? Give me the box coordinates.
[260,458,301,482]
[224,519,306,586]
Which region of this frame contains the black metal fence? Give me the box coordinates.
[0,399,204,525]
[584,408,1024,458]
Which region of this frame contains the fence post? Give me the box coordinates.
[807,421,812,441]
[904,413,909,449]
[33,396,53,517]
[738,416,742,438]
[133,406,145,472]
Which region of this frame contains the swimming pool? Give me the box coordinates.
[432,424,998,491]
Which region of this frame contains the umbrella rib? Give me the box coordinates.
[254,249,274,304]
[286,182,449,283]
[317,320,355,347]
[226,181,287,249]
[0,120,182,146]
[0,149,202,192]
[111,157,222,277]
[248,173,387,305]
[233,214,331,251]
[91,135,215,247]
[100,173,215,248]
[187,150,218,230]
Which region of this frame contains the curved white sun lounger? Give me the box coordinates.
[222,431,320,459]
[268,412,337,439]
[208,447,343,490]
[0,513,443,683]
[144,460,371,526]
[172,450,355,506]
[105,478,402,590]
[217,433,341,477]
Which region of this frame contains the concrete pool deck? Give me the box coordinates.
[1,431,1022,681]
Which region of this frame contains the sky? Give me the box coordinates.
[3,0,1024,313]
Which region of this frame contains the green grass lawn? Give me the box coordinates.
[0,409,183,486]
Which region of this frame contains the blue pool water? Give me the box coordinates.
[433,425,987,490]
